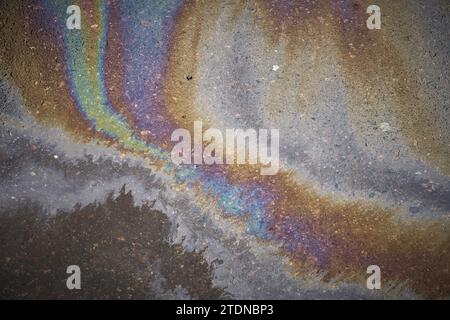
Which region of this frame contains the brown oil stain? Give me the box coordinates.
[0,1,94,142]
[328,0,450,175]
[221,164,450,298]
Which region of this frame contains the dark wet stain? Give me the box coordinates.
[0,187,225,299]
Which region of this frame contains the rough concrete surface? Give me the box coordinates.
[0,0,449,299]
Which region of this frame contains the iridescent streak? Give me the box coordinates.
[31,0,449,298]
[49,0,272,238]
